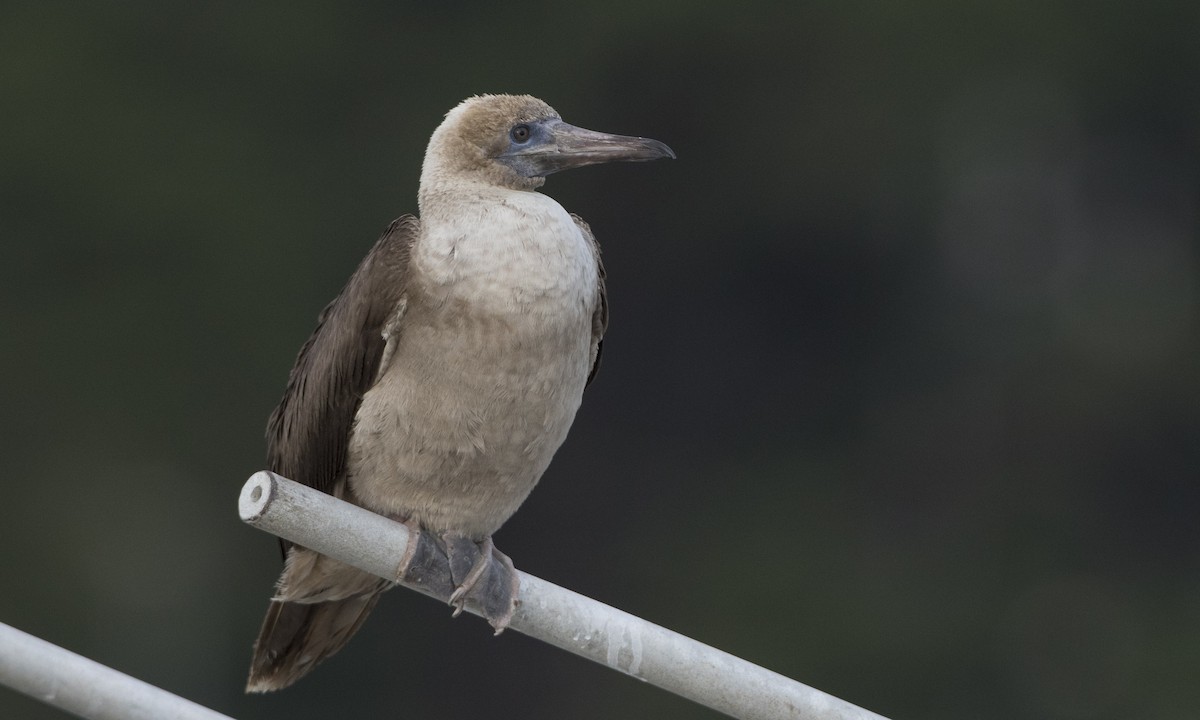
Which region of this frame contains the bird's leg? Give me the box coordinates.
[443,534,519,634]
[395,519,456,601]
[394,521,519,633]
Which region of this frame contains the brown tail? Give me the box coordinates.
[247,544,392,691]
[246,591,385,692]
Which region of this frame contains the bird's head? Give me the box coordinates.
[421,94,674,193]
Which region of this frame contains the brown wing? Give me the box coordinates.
[572,214,608,386]
[265,216,419,496]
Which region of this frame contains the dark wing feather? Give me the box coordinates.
[265,216,419,496]
[571,214,608,386]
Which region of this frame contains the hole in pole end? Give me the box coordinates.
[239,471,275,521]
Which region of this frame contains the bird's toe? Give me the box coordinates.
[444,535,520,631]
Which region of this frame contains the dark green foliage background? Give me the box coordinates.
[2,3,1198,718]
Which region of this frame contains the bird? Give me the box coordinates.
[246,94,674,692]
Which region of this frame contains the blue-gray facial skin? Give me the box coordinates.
[498,118,676,178]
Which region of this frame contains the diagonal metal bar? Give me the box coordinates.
[239,471,890,720]
[0,622,235,720]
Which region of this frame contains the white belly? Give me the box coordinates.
[346,190,599,538]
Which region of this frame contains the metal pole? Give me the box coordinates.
[239,471,890,720]
[0,622,235,720]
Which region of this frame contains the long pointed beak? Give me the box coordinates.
[504,120,675,177]
[545,121,676,171]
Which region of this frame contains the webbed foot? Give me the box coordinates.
[396,524,519,633]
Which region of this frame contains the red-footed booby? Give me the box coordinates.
[246,94,674,692]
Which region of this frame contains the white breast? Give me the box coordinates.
[347,188,600,538]
[418,188,596,311]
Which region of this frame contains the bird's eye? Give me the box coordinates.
[510,124,532,143]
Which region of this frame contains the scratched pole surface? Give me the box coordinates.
[239,472,889,720]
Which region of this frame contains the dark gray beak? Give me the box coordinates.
[500,119,675,178]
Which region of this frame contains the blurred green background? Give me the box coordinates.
[2,2,1198,719]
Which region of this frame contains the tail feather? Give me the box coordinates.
[246,591,384,692]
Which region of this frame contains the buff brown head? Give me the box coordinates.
[420,94,675,193]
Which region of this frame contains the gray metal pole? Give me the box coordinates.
[0,622,235,720]
[239,471,890,720]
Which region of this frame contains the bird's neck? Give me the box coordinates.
[418,180,490,220]
[418,155,545,214]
